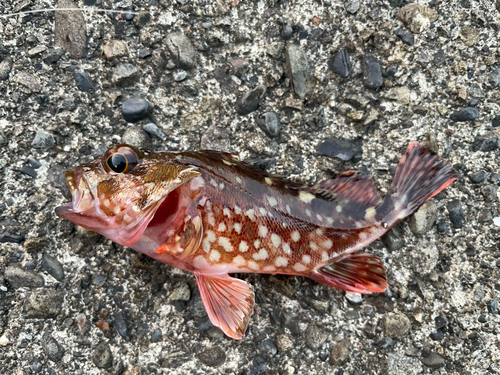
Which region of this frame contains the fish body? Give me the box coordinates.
[56,143,457,339]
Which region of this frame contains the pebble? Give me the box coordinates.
[41,254,65,281]
[396,3,438,34]
[103,40,128,60]
[41,331,65,362]
[25,289,64,318]
[114,311,130,341]
[383,313,411,339]
[13,72,41,93]
[408,201,438,235]
[17,166,37,178]
[276,334,294,352]
[281,24,293,40]
[28,45,48,57]
[450,107,479,121]
[258,112,280,138]
[447,199,463,229]
[73,71,93,92]
[492,115,500,127]
[173,70,188,81]
[143,123,166,140]
[92,341,113,369]
[0,57,13,80]
[488,69,500,88]
[469,170,488,183]
[42,48,65,64]
[420,351,445,368]
[54,0,87,58]
[317,136,363,162]
[258,339,277,359]
[436,220,447,233]
[122,127,152,149]
[395,28,415,45]
[361,56,383,90]
[93,274,107,287]
[487,299,498,313]
[328,48,352,77]
[329,339,350,365]
[345,2,360,13]
[112,64,140,86]
[482,185,498,202]
[252,356,267,373]
[235,85,266,115]
[0,233,25,243]
[305,324,328,350]
[377,337,395,348]
[122,98,150,123]
[382,226,405,251]
[32,129,55,149]
[197,346,226,367]
[168,282,191,302]
[473,133,499,152]
[28,158,42,169]
[4,266,44,289]
[345,292,363,305]
[286,44,313,98]
[165,33,197,70]
[430,331,444,341]
[150,328,162,343]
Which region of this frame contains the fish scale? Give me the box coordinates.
[56,142,457,339]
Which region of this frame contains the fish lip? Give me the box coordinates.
[55,168,95,217]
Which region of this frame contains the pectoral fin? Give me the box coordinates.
[195,272,255,340]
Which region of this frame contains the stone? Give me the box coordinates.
[122,127,152,149]
[281,24,293,40]
[487,299,498,313]
[114,311,130,341]
[103,40,128,60]
[345,292,363,305]
[235,85,266,115]
[382,225,405,251]
[383,313,411,338]
[42,331,65,362]
[143,123,166,140]
[28,45,48,57]
[420,351,445,368]
[54,0,87,58]
[13,72,41,93]
[478,209,492,222]
[258,112,280,138]
[460,26,480,47]
[197,346,226,367]
[488,69,500,88]
[122,98,150,123]
[42,48,65,64]
[165,33,197,70]
[328,48,352,77]
[286,44,313,98]
[276,334,294,352]
[430,330,444,341]
[482,185,498,202]
[413,242,439,275]
[317,137,363,162]
[74,71,93,92]
[258,339,277,359]
[396,3,438,34]
[305,323,328,350]
[0,57,12,80]
[25,289,64,319]
[450,107,479,121]
[387,353,423,375]
[32,129,55,149]
[362,56,383,90]
[329,339,350,365]
[473,133,499,152]
[408,201,438,235]
[5,266,44,289]
[150,328,162,343]
[173,70,187,81]
[469,170,488,183]
[112,64,140,86]
[0,233,25,243]
[92,341,113,369]
[41,254,65,281]
[345,2,360,13]
[168,282,191,302]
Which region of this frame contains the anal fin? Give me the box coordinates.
[310,253,387,294]
[195,272,255,340]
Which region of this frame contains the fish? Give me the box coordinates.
[55,142,457,339]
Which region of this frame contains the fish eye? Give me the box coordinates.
[103,145,142,174]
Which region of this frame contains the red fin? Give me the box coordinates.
[195,273,255,340]
[311,171,382,208]
[310,253,387,294]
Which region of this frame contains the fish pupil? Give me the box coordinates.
[107,153,127,173]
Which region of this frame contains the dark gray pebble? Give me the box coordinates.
[17,166,37,178]
[329,339,350,365]
[345,2,360,13]
[281,24,293,40]
[42,331,65,362]
[122,98,149,123]
[41,253,65,281]
[473,133,499,152]
[32,129,55,149]
[92,341,113,369]
[112,64,140,86]
[235,85,266,115]
[42,47,65,64]
[478,314,487,323]
[420,352,445,368]
[5,266,44,289]
[430,331,444,341]
[436,220,447,233]
[492,115,500,127]
[28,158,42,169]
[0,233,25,243]
[197,346,226,367]
[173,70,187,81]
[143,123,167,140]
[447,199,463,229]
[362,56,383,90]
[252,355,267,373]
[487,299,498,313]
[376,337,394,348]
[150,328,162,343]
[122,127,152,149]
[93,273,107,287]
[286,44,313,98]
[395,28,415,45]
[258,339,277,359]
[24,289,64,319]
[73,71,93,92]
[305,323,328,350]
[25,261,37,270]
[113,310,130,341]
[469,170,488,183]
[165,33,197,70]
[328,48,352,77]
[0,57,13,80]
[450,107,479,122]
[488,69,500,88]
[317,136,363,162]
[258,112,280,138]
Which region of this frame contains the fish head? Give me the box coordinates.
[55,144,200,247]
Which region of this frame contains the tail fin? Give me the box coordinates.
[376,142,458,224]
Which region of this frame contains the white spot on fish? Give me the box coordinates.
[258,225,268,238]
[359,232,368,240]
[234,223,242,234]
[207,213,215,226]
[326,217,334,224]
[302,254,311,264]
[254,239,261,248]
[247,261,260,270]
[305,209,312,217]
[123,214,133,223]
[310,241,318,251]
[365,208,376,219]
[245,209,255,221]
[210,250,221,262]
[205,230,216,242]
[223,207,231,217]
[263,265,276,272]
[291,231,301,242]
[266,195,278,207]
[239,241,249,253]
[235,176,243,184]
[293,263,307,272]
[315,228,324,236]
[286,205,291,214]
[275,257,288,267]
[113,206,121,215]
[218,237,234,252]
[322,251,329,261]
[336,205,342,213]
[210,178,218,187]
[355,222,363,228]
[259,207,267,216]
[265,177,273,185]
[222,160,233,166]
[322,239,333,249]
[219,183,225,190]
[233,255,246,266]
[253,249,269,260]
[234,205,242,215]
[103,199,111,207]
[299,191,315,203]
[282,242,291,255]
[316,214,324,221]
[271,233,281,248]
[194,255,209,268]
[218,222,226,232]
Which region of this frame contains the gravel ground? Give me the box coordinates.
[1,0,500,374]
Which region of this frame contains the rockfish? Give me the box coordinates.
[56,142,457,339]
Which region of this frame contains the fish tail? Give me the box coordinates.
[376,142,458,225]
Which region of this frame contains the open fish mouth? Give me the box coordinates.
[55,169,96,218]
